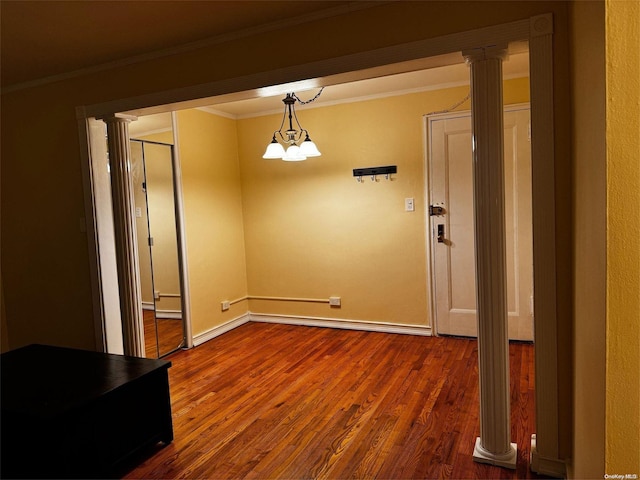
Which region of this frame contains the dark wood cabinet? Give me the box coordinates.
[1,344,173,478]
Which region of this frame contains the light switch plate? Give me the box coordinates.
[405,198,415,212]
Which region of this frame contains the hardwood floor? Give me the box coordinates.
[143,310,184,358]
[122,322,548,479]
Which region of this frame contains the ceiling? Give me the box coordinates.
[207,52,529,118]
[0,0,359,88]
[129,51,529,137]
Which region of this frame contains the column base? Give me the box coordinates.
[473,437,517,469]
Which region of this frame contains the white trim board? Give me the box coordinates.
[156,310,182,320]
[193,313,432,348]
[130,127,173,139]
[196,106,237,120]
[142,302,154,311]
[169,111,193,348]
[192,313,251,347]
[248,313,433,337]
[530,435,567,478]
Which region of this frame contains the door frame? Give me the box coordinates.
[78,112,193,354]
[424,103,533,340]
[77,13,562,476]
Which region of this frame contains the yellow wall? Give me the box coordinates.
[176,109,249,336]
[236,80,529,324]
[605,0,640,473]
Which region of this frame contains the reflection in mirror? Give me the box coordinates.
[130,138,184,358]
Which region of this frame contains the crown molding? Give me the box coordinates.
[196,106,238,120]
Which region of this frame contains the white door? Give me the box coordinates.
[427,105,533,341]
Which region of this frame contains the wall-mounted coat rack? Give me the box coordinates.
[353,165,397,182]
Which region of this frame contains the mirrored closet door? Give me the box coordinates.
[131,139,185,358]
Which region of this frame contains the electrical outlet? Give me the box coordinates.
[221,301,230,311]
[329,296,341,307]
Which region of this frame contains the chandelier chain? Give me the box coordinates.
[426,91,471,116]
[292,87,324,105]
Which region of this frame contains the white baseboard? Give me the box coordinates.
[142,303,182,320]
[530,434,566,478]
[192,313,251,346]
[248,313,432,336]
[191,312,432,348]
[156,309,182,320]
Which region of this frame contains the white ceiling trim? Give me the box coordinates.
[196,106,238,120]
[129,127,173,139]
[233,79,473,119]
[194,70,527,121]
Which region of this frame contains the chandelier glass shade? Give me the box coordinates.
[263,92,321,161]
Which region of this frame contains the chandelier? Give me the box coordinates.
[262,90,322,161]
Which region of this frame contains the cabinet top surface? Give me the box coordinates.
[1,344,171,416]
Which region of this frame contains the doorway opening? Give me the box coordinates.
[79,14,562,474]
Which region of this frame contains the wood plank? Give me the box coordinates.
[121,322,550,479]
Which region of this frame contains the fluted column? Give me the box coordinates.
[463,45,517,469]
[104,114,145,358]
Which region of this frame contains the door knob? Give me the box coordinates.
[437,224,445,243]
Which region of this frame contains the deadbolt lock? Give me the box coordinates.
[429,205,445,216]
